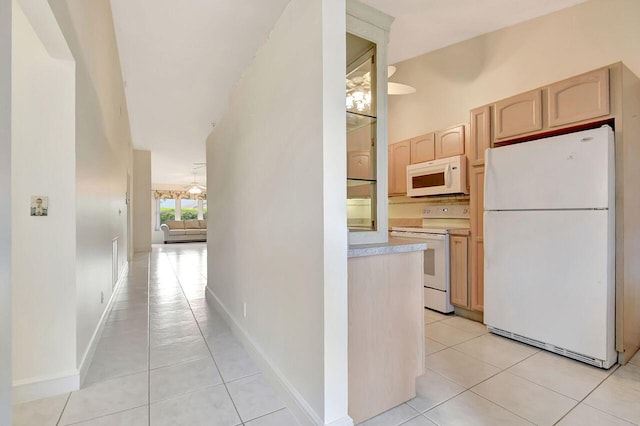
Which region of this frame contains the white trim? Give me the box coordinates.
[78,260,129,386]
[206,287,352,426]
[347,1,393,246]
[325,418,355,426]
[12,370,79,404]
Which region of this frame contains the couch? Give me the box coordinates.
[160,219,207,243]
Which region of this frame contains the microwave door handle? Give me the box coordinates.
[445,164,451,188]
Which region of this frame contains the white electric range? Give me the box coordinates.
[390,204,470,313]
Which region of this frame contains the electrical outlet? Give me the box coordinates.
[100,291,104,304]
[243,302,247,318]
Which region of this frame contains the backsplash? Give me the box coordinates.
[389,195,470,220]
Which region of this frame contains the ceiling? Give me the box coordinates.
[110,0,587,185]
[361,0,587,64]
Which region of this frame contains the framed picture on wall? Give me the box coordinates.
[30,196,48,216]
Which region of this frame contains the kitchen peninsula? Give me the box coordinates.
[348,238,426,423]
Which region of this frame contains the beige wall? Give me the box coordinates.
[387,0,640,220]
[11,1,77,401]
[49,0,133,383]
[206,0,348,423]
[388,0,640,143]
[133,150,151,252]
[0,0,10,419]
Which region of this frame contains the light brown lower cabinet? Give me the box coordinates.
[450,235,469,308]
[471,239,484,312]
[469,166,485,313]
[348,250,424,424]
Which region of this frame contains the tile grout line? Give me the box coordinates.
[54,392,72,426]
[457,344,620,425]
[161,249,247,425]
[422,315,541,425]
[146,252,151,426]
[552,363,626,425]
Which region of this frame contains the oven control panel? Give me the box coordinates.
[422,204,470,219]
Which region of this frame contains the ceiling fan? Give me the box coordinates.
[186,164,206,194]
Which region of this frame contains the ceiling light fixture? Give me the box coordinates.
[346,67,416,114]
[186,169,206,195]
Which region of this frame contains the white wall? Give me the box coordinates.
[133,149,151,252]
[11,0,77,401]
[206,0,348,423]
[388,0,640,144]
[0,0,11,420]
[48,0,133,376]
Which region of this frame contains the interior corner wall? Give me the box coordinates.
[206,0,347,423]
[133,149,151,252]
[388,0,640,144]
[48,0,133,372]
[320,0,348,423]
[0,0,11,420]
[11,0,77,401]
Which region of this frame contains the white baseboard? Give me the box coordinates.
[326,417,355,426]
[12,370,79,405]
[78,261,129,386]
[206,287,352,426]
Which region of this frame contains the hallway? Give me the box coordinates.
[13,243,299,425]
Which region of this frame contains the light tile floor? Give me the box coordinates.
[363,309,640,426]
[13,243,295,426]
[13,243,640,425]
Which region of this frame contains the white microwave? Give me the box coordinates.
[406,155,467,197]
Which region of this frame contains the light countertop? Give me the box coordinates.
[348,237,428,258]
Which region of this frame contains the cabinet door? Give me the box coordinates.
[471,240,484,312]
[410,133,435,164]
[470,167,485,312]
[494,89,542,140]
[435,125,465,159]
[389,140,411,195]
[450,235,469,308]
[469,106,491,166]
[548,68,610,128]
[347,151,371,180]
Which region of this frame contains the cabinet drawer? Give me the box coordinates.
[494,89,542,140]
[548,68,610,127]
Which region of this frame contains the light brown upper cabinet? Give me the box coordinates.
[435,125,465,159]
[494,89,542,140]
[390,125,468,196]
[548,68,610,128]
[469,106,491,167]
[410,133,435,163]
[388,140,411,195]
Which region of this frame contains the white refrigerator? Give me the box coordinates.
[484,126,616,368]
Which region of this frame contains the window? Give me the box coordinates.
[180,199,198,220]
[159,199,175,224]
[203,200,207,220]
